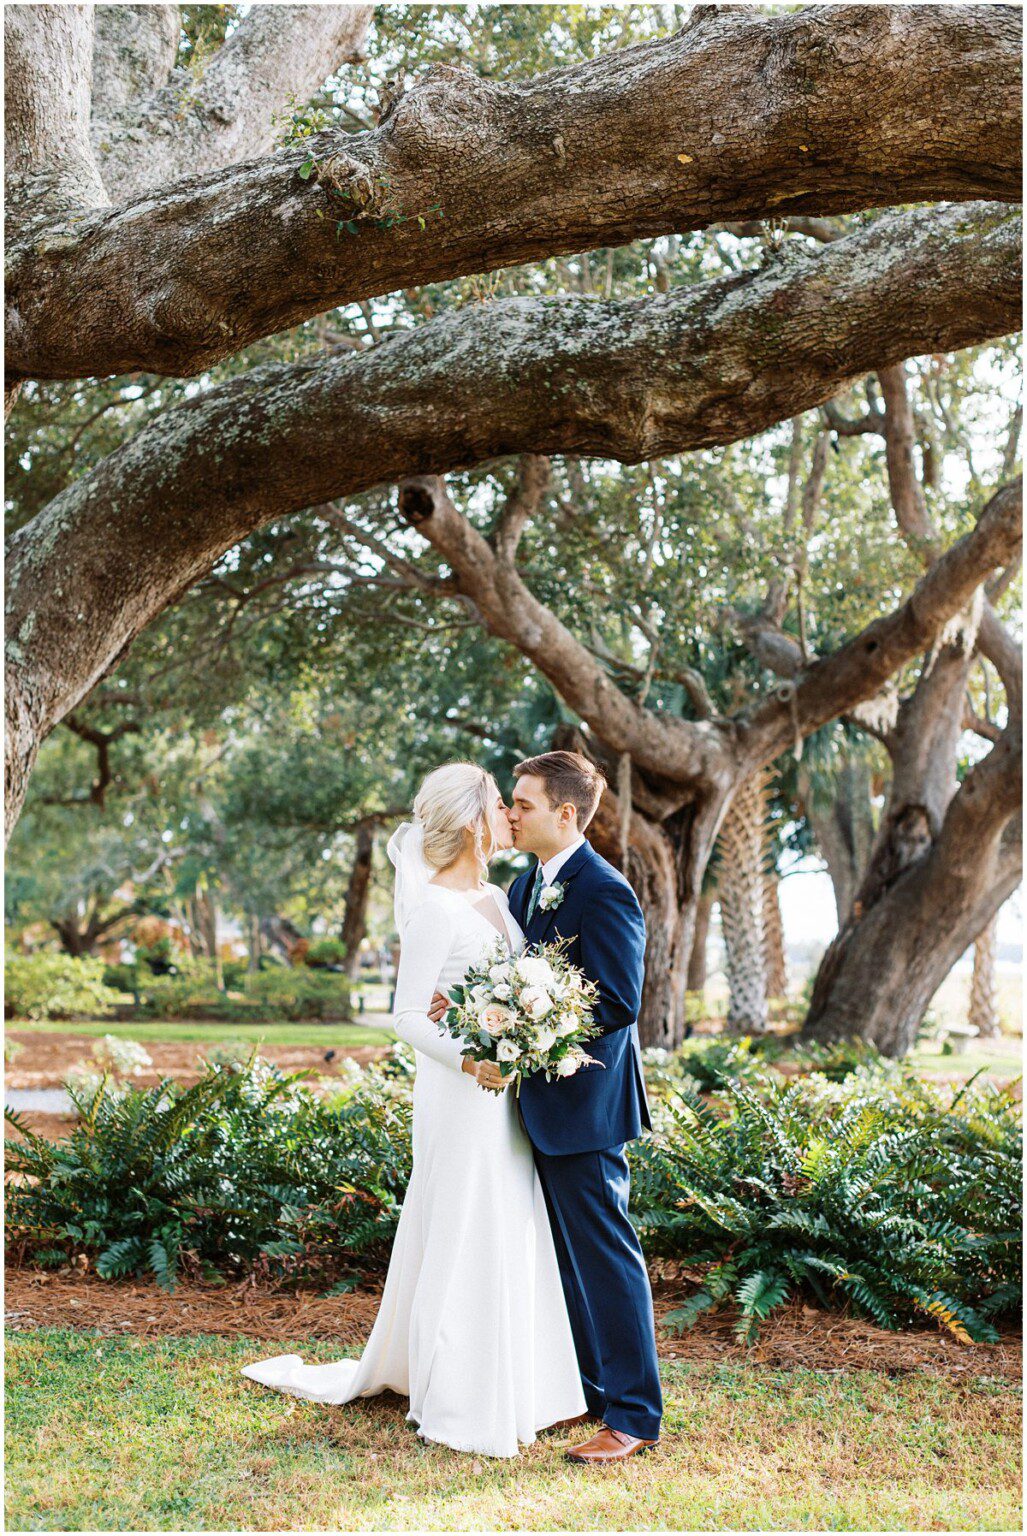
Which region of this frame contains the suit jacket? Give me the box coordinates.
[508,839,652,1156]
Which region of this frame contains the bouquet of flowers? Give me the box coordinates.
[439,936,603,1095]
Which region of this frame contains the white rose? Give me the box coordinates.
[518,956,556,987]
[480,1004,514,1036]
[533,1026,557,1054]
[496,1038,521,1062]
[470,984,492,1010]
[556,1015,578,1037]
[520,985,554,1020]
[489,963,512,983]
[555,1056,579,1076]
[493,983,512,1001]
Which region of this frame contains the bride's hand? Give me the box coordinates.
[428,989,448,1024]
[462,1058,512,1092]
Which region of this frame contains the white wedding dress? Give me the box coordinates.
[241,877,587,1458]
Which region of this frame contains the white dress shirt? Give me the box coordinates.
[539,832,586,886]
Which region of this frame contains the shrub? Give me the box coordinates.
[64,1035,154,1102]
[4,1048,412,1291]
[7,1040,1017,1343]
[129,961,352,1022]
[5,952,121,1021]
[631,1063,1021,1343]
[101,962,139,995]
[304,938,348,969]
[243,968,351,1021]
[135,936,178,975]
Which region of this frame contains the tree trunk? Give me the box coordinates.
[802,756,877,924]
[687,889,714,997]
[340,819,375,980]
[716,769,770,1032]
[762,866,789,1001]
[553,722,731,1050]
[206,888,224,991]
[247,912,262,973]
[969,916,1001,1038]
[186,893,205,959]
[52,917,90,958]
[90,5,180,120]
[804,606,990,1050]
[803,714,1021,1055]
[191,884,224,989]
[587,788,691,1049]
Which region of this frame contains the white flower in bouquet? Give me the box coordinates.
[489,963,512,983]
[480,1003,514,1036]
[493,982,512,1001]
[517,956,556,987]
[533,1026,558,1054]
[520,985,554,1020]
[555,1055,580,1077]
[555,1014,578,1036]
[496,1038,521,1062]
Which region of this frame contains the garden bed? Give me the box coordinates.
[4,1262,1020,1382]
[4,1028,391,1092]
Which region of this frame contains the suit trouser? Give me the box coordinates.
[533,1142,663,1441]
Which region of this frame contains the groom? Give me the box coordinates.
[437,749,663,1464]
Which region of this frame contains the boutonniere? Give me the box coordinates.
[538,881,566,913]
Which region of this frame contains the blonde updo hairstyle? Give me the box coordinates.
[414,762,500,882]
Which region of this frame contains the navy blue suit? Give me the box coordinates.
[509,839,663,1442]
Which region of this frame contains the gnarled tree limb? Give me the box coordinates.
[738,479,1023,770]
[6,4,1021,383]
[4,204,1022,833]
[91,5,374,200]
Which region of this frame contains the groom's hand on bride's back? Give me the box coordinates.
[428,989,448,1023]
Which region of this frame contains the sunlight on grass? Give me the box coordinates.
[6,1329,1021,1532]
[8,1019,396,1050]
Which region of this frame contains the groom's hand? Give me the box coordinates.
[428,989,448,1023]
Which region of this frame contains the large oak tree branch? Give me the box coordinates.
[4,204,1021,833]
[738,480,1023,770]
[90,6,374,200]
[90,5,180,119]
[396,474,720,785]
[7,4,1021,383]
[5,5,110,220]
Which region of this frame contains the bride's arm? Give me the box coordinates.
[392,901,468,1072]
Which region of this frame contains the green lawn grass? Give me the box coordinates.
[5,1329,1021,1532]
[7,1019,396,1050]
[907,1040,1023,1082]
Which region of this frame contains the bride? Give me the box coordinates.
[241,763,588,1457]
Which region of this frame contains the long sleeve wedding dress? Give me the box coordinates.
[241,879,586,1457]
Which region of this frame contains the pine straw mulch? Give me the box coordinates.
[4,1261,1020,1382]
[4,1030,390,1093]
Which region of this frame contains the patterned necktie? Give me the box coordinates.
[524,863,545,926]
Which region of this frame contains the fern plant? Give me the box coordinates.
[4,1049,413,1292]
[630,1065,1021,1344]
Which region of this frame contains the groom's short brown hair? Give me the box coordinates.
[513,750,606,830]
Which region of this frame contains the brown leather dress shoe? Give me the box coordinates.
[566,1425,658,1463]
[544,1410,601,1433]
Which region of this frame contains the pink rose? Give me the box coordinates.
[480,1003,514,1036]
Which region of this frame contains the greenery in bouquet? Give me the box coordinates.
[440,937,602,1095]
